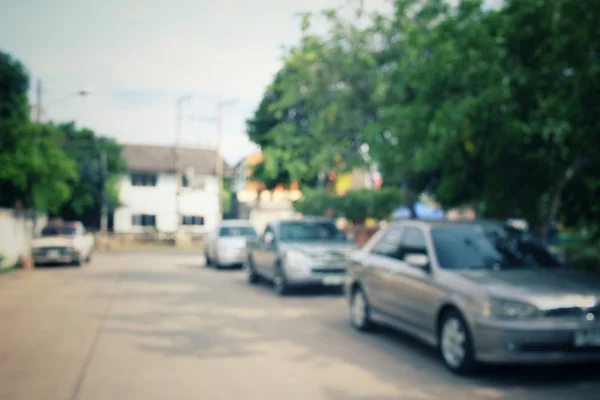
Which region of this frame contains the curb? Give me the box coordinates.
[0,265,18,274]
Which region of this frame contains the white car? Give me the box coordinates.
[205,220,257,269]
[33,222,95,267]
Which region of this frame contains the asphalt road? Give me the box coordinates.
[1,252,599,400]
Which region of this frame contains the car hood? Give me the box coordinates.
[218,236,252,248]
[33,236,75,248]
[283,241,358,258]
[458,268,600,309]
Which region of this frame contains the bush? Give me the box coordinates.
[560,241,600,273]
[293,188,404,224]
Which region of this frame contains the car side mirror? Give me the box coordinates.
[404,253,430,270]
[264,232,274,245]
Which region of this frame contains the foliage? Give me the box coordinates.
[1,50,79,212]
[52,122,126,228]
[0,50,128,222]
[222,176,233,216]
[293,188,403,224]
[250,0,600,241]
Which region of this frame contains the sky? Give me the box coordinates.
[0,0,501,166]
[0,0,392,165]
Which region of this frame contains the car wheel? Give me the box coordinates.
[350,286,372,331]
[247,256,260,284]
[273,263,289,296]
[439,310,477,375]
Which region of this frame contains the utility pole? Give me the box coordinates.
[174,95,191,241]
[35,78,42,123]
[100,150,108,235]
[215,104,224,223]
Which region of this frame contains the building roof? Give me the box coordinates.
[122,144,232,176]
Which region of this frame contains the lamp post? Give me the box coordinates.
[33,78,90,123]
[24,79,90,270]
[177,99,236,225]
[174,94,192,241]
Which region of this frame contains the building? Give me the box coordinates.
[334,165,383,195]
[113,144,231,236]
[232,153,301,233]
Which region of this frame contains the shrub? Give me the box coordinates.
[293,188,404,224]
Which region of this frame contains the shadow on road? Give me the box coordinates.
[92,262,600,400]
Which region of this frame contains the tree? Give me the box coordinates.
[251,0,600,240]
[53,122,127,229]
[0,51,78,212]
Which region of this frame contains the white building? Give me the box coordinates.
[113,144,230,236]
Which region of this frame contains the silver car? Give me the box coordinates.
[346,220,600,374]
[205,220,257,269]
[246,218,357,295]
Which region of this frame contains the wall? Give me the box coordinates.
[0,209,33,269]
[113,172,220,234]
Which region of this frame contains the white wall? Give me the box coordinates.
[113,172,220,234]
[0,209,32,268]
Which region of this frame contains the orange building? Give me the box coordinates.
[233,153,299,193]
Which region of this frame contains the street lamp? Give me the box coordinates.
[33,78,91,123]
[174,94,193,239]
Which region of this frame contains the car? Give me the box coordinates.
[33,221,95,267]
[245,217,357,295]
[205,220,258,269]
[346,219,600,375]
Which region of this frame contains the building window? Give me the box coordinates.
[182,215,204,226]
[131,172,157,187]
[181,175,205,190]
[132,214,156,227]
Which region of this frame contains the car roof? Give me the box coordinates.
[388,219,505,229]
[270,216,335,226]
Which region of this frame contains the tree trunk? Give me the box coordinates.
[401,176,418,219]
[540,158,581,243]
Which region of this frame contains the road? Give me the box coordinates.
[0,252,599,400]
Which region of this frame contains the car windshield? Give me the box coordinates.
[279,221,347,242]
[431,224,561,270]
[219,226,256,237]
[41,226,77,236]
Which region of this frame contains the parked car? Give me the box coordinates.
[33,222,95,267]
[205,220,258,269]
[346,219,600,375]
[245,217,357,295]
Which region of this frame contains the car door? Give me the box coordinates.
[360,227,404,317]
[254,224,275,277]
[389,227,442,335]
[207,230,217,259]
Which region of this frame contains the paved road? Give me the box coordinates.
[1,252,599,400]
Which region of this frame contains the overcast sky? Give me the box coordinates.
[0,0,500,165]
[0,0,392,164]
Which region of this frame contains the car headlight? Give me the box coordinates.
[286,249,315,269]
[483,298,540,320]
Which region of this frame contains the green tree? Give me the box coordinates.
[0,51,78,212]
[53,122,127,228]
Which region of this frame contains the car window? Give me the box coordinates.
[398,228,428,260]
[279,221,346,242]
[41,226,76,236]
[262,225,275,242]
[370,228,403,258]
[431,224,560,270]
[219,226,256,237]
